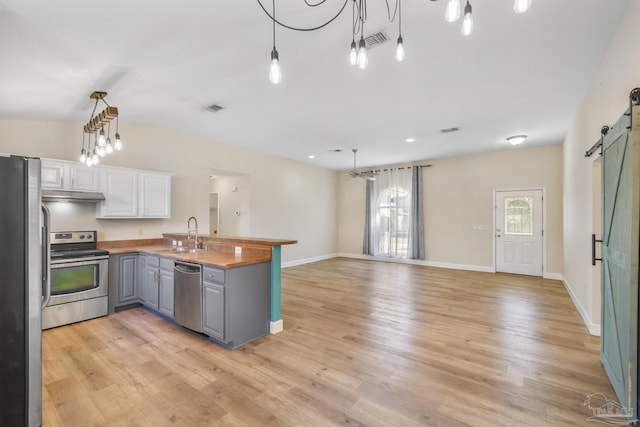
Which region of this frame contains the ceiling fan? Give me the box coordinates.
[347,149,378,181]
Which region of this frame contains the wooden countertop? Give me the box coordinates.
[98,244,272,268]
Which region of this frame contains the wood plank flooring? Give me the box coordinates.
[42,258,619,426]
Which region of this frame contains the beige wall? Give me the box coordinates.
[562,1,640,334]
[338,144,564,275]
[0,120,338,263]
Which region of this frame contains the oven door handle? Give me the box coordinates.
[41,203,52,309]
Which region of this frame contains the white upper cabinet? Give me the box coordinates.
[140,172,171,218]
[96,166,171,219]
[41,159,100,191]
[97,168,139,217]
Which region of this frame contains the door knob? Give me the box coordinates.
[496,234,501,238]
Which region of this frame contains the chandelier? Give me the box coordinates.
[79,91,122,167]
[258,0,533,84]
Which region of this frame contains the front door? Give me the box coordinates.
[600,104,640,421]
[495,190,543,276]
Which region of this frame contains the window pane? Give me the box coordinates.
[376,187,410,257]
[504,197,533,235]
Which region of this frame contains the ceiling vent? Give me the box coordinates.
[364,30,388,50]
[440,127,460,134]
[206,104,224,113]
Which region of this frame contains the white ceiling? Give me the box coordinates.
[0,1,630,170]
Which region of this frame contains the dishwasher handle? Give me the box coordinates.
[175,261,201,274]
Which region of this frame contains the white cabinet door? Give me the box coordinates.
[140,173,171,218]
[41,160,66,189]
[97,168,139,217]
[41,159,99,192]
[70,166,100,191]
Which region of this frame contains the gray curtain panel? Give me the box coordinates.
[409,166,425,260]
[363,179,374,255]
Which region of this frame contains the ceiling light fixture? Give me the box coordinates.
[405,137,415,143]
[513,0,532,14]
[79,91,121,167]
[256,0,531,81]
[461,1,474,36]
[395,0,405,62]
[268,0,282,84]
[507,135,527,145]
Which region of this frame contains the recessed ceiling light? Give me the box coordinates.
[405,137,415,143]
[506,135,527,145]
[308,155,316,159]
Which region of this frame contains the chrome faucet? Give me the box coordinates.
[187,216,198,248]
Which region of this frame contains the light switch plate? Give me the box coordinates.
[235,246,242,255]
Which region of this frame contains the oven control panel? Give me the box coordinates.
[50,230,97,244]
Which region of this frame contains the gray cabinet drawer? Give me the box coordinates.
[203,266,225,284]
[160,257,174,271]
[143,255,160,268]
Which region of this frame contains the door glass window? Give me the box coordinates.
[504,197,533,235]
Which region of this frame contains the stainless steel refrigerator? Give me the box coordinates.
[0,155,49,426]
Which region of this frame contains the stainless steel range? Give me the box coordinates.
[42,230,109,330]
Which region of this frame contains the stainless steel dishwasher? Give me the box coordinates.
[174,261,203,333]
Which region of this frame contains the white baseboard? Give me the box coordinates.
[337,252,495,273]
[543,272,564,280]
[561,276,601,336]
[282,253,338,268]
[270,319,283,334]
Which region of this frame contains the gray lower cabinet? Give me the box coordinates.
[140,255,160,310]
[158,258,175,318]
[108,253,139,313]
[202,262,270,349]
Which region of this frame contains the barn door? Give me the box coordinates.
[601,103,640,421]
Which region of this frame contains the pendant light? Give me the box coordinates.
[461,1,474,36]
[513,0,532,14]
[79,91,122,166]
[268,0,282,84]
[356,36,368,69]
[445,0,462,22]
[395,0,405,62]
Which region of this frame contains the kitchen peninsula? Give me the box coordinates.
[99,234,296,349]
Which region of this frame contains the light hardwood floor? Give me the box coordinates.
[42,258,619,426]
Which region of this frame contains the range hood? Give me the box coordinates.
[42,189,106,203]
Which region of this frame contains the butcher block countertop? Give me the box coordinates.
[98,235,296,269]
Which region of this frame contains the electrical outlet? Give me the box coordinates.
[235,246,242,255]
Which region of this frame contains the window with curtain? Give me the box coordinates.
[363,166,424,260]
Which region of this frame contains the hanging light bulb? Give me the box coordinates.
[86,156,93,167]
[461,1,474,36]
[396,36,405,62]
[114,132,123,151]
[513,0,532,14]
[395,0,404,62]
[105,137,113,154]
[79,148,86,164]
[97,128,106,147]
[445,0,462,22]
[268,0,282,85]
[356,37,368,69]
[92,148,99,164]
[269,48,282,84]
[349,40,357,66]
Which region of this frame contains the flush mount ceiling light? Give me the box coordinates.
[79,91,122,167]
[507,135,527,145]
[256,0,532,83]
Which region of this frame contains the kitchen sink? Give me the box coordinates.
[158,247,206,254]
